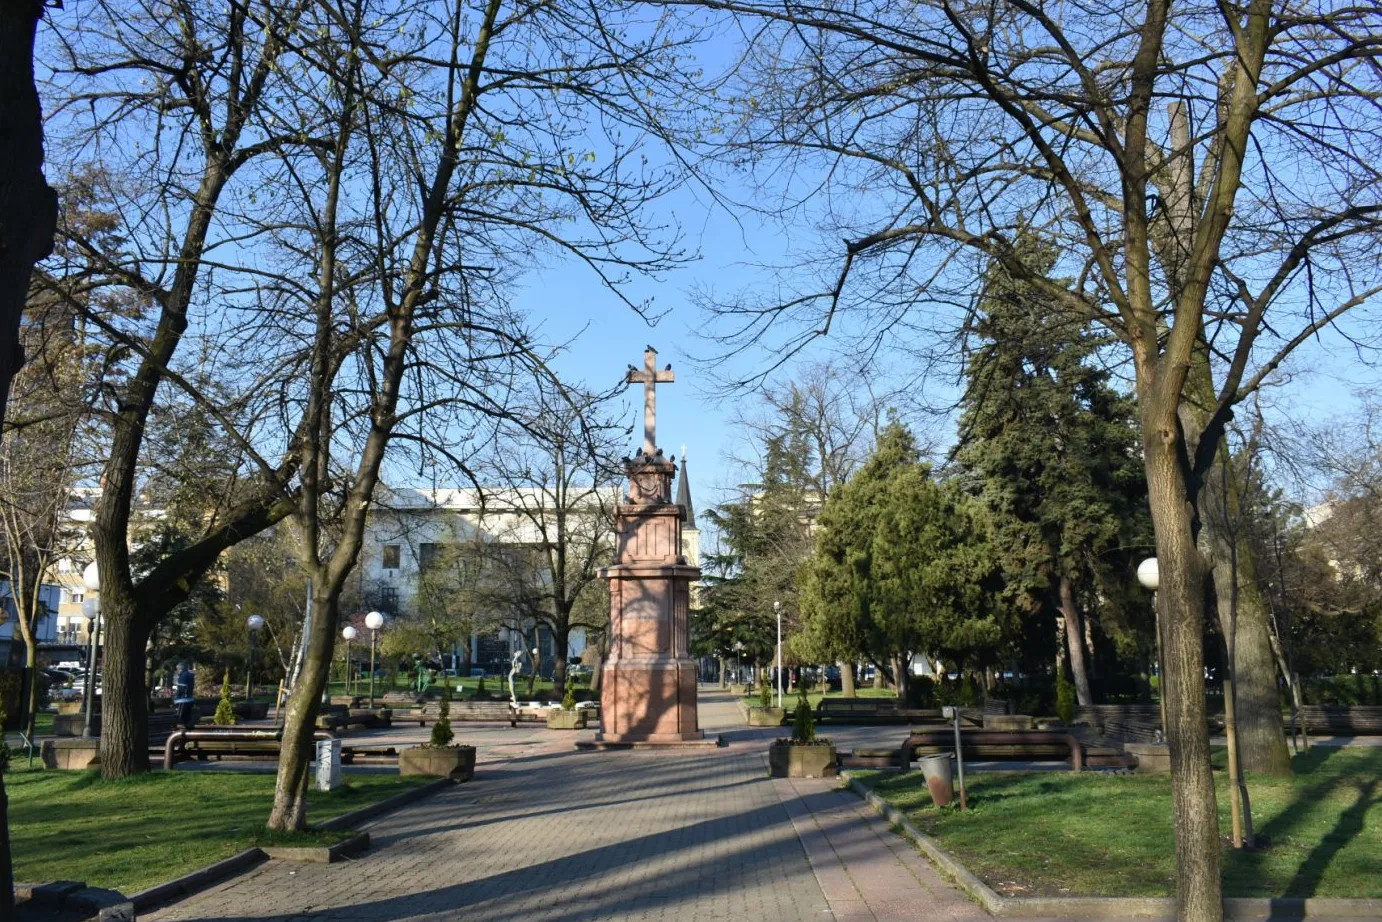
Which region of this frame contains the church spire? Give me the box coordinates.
[677,446,696,527]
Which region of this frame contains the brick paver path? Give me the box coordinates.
[144,691,997,922]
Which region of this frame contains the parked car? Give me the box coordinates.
[469,667,487,678]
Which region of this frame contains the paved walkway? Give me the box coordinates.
[143,691,999,922]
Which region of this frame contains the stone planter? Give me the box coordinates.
[1125,742,1171,773]
[768,741,838,778]
[746,706,786,727]
[41,738,101,771]
[547,709,588,730]
[983,714,1034,731]
[399,745,476,781]
[728,683,749,697]
[56,700,85,715]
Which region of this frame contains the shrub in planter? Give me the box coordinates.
[769,690,837,778]
[213,670,237,726]
[401,680,476,780]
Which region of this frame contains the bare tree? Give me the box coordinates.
[476,382,623,693]
[686,0,1382,917]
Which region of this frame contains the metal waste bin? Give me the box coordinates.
[917,752,954,807]
[315,737,343,792]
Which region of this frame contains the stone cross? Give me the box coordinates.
[626,346,674,455]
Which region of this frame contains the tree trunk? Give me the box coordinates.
[891,654,907,700]
[1143,427,1223,922]
[0,0,57,432]
[1217,575,1288,775]
[0,768,12,918]
[872,663,883,689]
[267,593,337,831]
[551,621,571,695]
[1057,573,1095,706]
[99,602,153,778]
[840,661,856,697]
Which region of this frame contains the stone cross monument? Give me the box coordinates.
[595,347,708,745]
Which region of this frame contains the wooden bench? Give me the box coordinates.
[899,729,1085,772]
[1293,705,1382,735]
[815,699,945,723]
[394,700,547,727]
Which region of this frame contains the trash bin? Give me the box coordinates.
[918,752,954,807]
[315,738,343,792]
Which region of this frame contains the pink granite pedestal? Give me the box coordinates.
[588,451,717,749]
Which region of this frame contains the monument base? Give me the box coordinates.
[576,734,722,751]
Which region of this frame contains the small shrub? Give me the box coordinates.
[1056,663,1076,725]
[429,680,454,748]
[907,675,937,709]
[791,688,816,743]
[474,676,489,700]
[213,669,237,726]
[759,673,772,708]
[561,674,577,711]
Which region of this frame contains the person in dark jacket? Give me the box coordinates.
[174,662,196,728]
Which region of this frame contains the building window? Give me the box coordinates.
[379,586,399,612]
[382,545,401,570]
[419,543,439,571]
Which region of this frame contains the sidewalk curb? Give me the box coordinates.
[841,771,1382,921]
[128,848,267,912]
[129,778,454,913]
[315,777,456,831]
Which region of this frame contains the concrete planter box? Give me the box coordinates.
[768,741,838,778]
[56,700,85,715]
[1126,742,1171,773]
[747,706,786,727]
[399,745,476,781]
[41,738,101,770]
[54,713,97,737]
[983,714,1034,731]
[547,709,588,730]
[727,683,749,696]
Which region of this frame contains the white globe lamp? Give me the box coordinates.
[82,561,101,592]
[365,611,385,630]
[1136,558,1159,591]
[364,612,385,707]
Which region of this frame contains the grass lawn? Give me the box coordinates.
[737,687,901,708]
[856,747,1382,899]
[6,768,430,895]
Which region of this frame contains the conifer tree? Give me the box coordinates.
[954,238,1151,705]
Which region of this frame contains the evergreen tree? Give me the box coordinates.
[798,422,1004,697]
[954,238,1151,705]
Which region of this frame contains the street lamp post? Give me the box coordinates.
[1136,558,1167,738]
[80,562,101,739]
[365,611,385,708]
[246,615,265,702]
[342,625,358,696]
[774,601,783,708]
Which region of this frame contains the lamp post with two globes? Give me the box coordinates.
[80,562,101,738]
[365,611,385,708]
[342,625,358,695]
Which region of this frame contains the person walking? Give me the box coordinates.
[174,662,197,728]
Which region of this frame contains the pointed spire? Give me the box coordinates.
[677,447,696,528]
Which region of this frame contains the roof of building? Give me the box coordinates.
[677,448,696,528]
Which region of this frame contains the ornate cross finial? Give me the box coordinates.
[625,346,674,455]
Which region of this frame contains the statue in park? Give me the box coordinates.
[414,657,431,694]
[508,648,524,707]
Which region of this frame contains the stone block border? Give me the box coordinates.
[260,831,371,864]
[842,771,1382,921]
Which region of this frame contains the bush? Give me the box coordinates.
[429,680,454,748]
[213,670,237,726]
[907,675,937,709]
[561,674,577,711]
[473,676,489,700]
[1056,663,1076,725]
[791,688,816,743]
[759,674,771,708]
